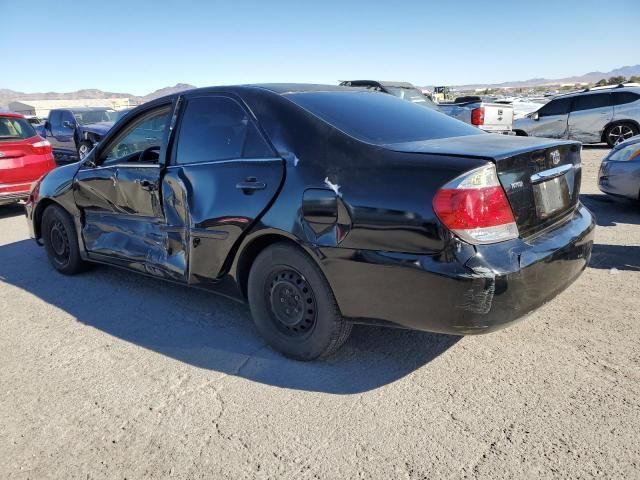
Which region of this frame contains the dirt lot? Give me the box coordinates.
[0,146,638,479]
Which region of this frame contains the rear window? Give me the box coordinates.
[285,91,481,145]
[612,91,640,105]
[0,117,37,141]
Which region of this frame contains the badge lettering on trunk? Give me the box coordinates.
[509,180,524,191]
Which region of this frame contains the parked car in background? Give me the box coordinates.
[26,85,594,360]
[513,85,640,147]
[437,96,514,134]
[339,80,440,110]
[0,112,56,205]
[41,107,123,162]
[599,136,640,201]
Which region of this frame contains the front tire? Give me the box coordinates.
[77,141,93,160]
[605,123,638,147]
[247,243,352,360]
[41,204,86,275]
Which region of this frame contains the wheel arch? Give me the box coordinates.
[233,231,320,300]
[33,198,64,240]
[601,119,640,143]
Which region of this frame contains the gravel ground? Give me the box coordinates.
[0,146,638,479]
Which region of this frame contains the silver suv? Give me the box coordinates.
[513,84,640,147]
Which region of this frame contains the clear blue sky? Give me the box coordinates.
[2,0,639,95]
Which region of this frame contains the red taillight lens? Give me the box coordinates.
[433,164,518,244]
[471,107,485,126]
[32,140,52,155]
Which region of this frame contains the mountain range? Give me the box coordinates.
[443,64,640,91]
[2,65,640,104]
[0,83,197,106]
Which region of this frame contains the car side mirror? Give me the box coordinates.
[63,120,75,129]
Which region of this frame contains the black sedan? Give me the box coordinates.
[25,84,595,360]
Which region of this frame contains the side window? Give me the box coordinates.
[612,91,640,106]
[175,96,273,165]
[49,111,62,128]
[61,110,76,127]
[539,98,572,117]
[572,93,610,112]
[101,107,170,165]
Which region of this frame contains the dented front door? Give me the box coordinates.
[73,105,187,281]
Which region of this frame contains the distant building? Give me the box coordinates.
[7,98,134,117]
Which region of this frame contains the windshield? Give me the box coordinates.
[385,87,439,110]
[115,109,132,122]
[286,90,481,145]
[73,109,118,125]
[0,117,37,141]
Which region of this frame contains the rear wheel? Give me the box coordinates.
[41,204,86,275]
[77,141,93,160]
[247,243,352,360]
[605,123,638,147]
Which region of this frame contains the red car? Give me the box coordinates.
[0,112,56,206]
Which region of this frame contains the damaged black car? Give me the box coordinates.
[25,84,595,360]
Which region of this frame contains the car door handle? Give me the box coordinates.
[136,179,157,191]
[236,177,266,194]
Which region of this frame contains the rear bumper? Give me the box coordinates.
[321,203,595,335]
[0,182,34,204]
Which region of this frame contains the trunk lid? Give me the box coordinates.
[0,136,53,184]
[386,135,582,238]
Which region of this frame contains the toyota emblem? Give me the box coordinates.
[550,149,561,165]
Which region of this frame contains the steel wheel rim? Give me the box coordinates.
[49,220,70,262]
[266,267,317,337]
[609,125,635,145]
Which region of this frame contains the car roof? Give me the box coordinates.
[553,85,640,100]
[129,84,382,111]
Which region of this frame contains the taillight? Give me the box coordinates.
[32,140,52,155]
[433,164,518,244]
[471,107,485,126]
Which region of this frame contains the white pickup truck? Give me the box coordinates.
[437,96,514,134]
[338,81,514,134]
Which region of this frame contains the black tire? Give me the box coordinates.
[247,243,352,360]
[604,122,638,147]
[513,130,528,137]
[41,204,86,275]
[77,141,93,160]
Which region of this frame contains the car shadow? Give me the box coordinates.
[580,193,639,227]
[0,203,25,219]
[582,144,610,150]
[589,244,640,271]
[0,239,459,394]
